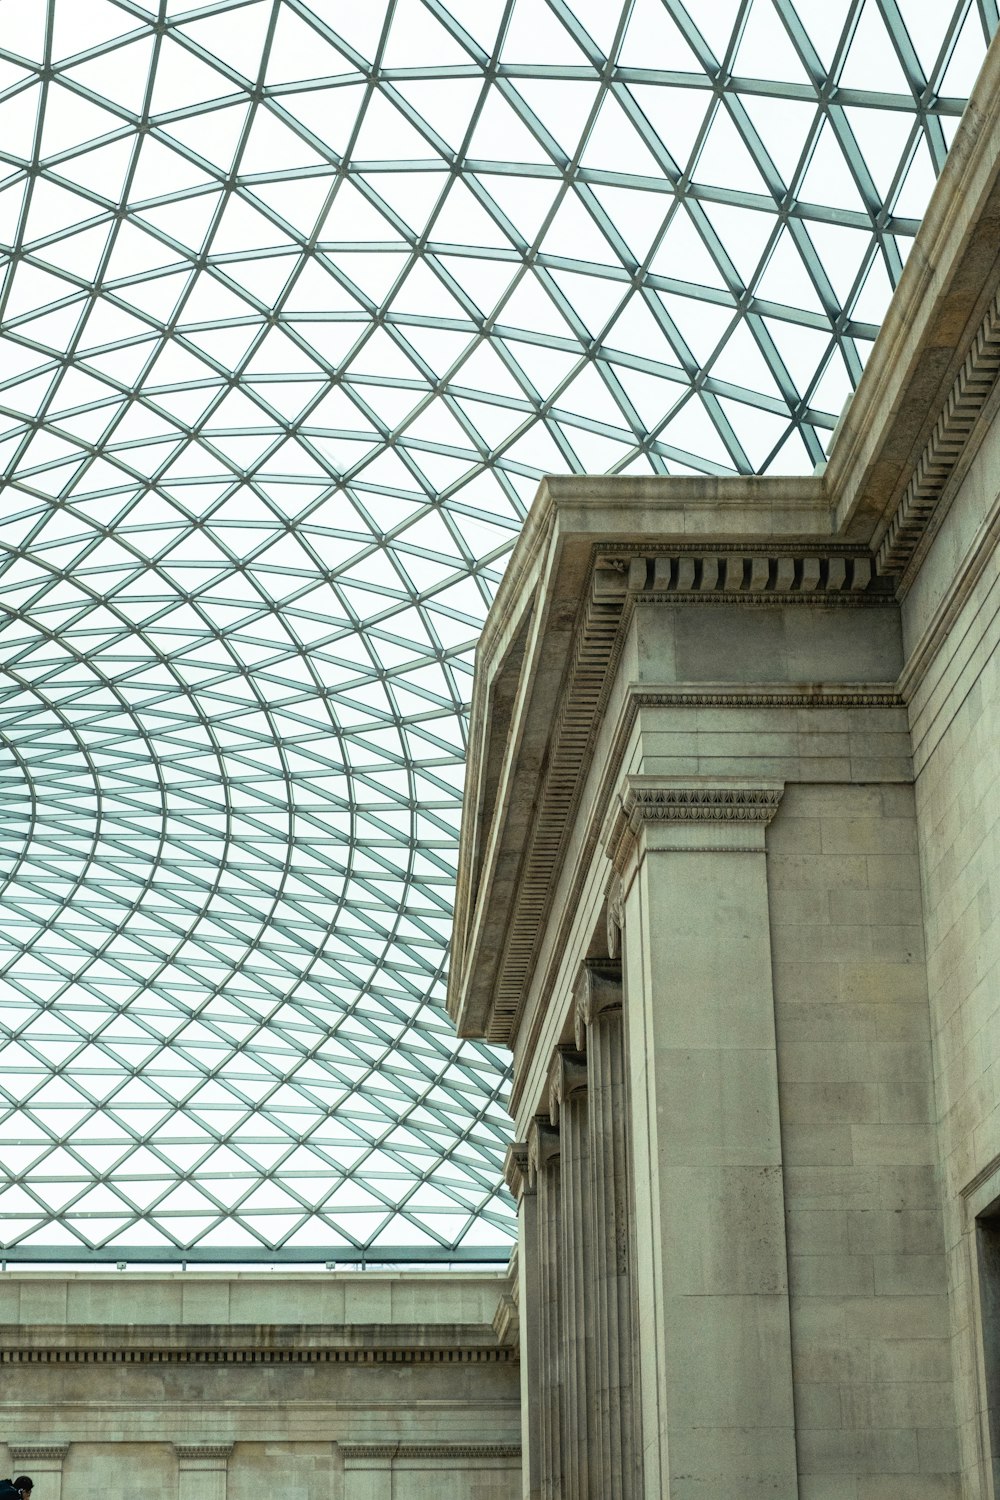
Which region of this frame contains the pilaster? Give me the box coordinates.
[9,1448,68,1500]
[608,777,798,1500]
[173,1445,232,1500]
[505,1142,541,1500]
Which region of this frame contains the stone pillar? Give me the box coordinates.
[606,777,798,1500]
[575,959,637,1500]
[174,1444,232,1500]
[549,1046,591,1500]
[505,1142,542,1500]
[527,1115,562,1500]
[9,1447,67,1500]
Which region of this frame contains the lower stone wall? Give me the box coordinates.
[0,1273,521,1500]
[0,1443,519,1500]
[769,782,958,1499]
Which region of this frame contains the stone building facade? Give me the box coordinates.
[448,29,1000,1500]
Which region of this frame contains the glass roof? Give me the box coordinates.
[0,0,993,1260]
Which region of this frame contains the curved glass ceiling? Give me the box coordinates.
[0,0,993,1259]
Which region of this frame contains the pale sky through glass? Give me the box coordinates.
[0,0,994,1259]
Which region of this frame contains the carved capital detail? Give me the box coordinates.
[574,959,623,1049]
[9,1448,69,1464]
[606,872,625,958]
[173,1446,234,1461]
[503,1140,532,1200]
[547,1046,588,1125]
[526,1115,560,1184]
[605,776,784,870]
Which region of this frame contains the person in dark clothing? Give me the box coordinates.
[0,1478,33,1500]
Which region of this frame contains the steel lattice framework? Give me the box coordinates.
[0,0,993,1260]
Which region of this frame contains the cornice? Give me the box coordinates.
[877,287,1000,580]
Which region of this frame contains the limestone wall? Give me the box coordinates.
[0,1271,520,1500]
[768,782,956,1498]
[903,392,1000,1497]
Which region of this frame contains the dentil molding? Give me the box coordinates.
[340,1444,521,1461]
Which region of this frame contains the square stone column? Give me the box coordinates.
[173,1444,232,1500]
[549,1047,591,1500]
[9,1447,68,1500]
[607,777,798,1500]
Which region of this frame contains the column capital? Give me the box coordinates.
[604,775,785,868]
[574,959,623,1049]
[504,1139,533,1199]
[173,1447,234,1463]
[548,1045,587,1126]
[9,1449,69,1465]
[606,870,625,957]
[526,1114,560,1185]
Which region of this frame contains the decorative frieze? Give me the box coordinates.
[8,1449,69,1463]
[173,1448,233,1461]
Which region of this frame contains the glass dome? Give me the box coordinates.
[0,0,993,1258]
